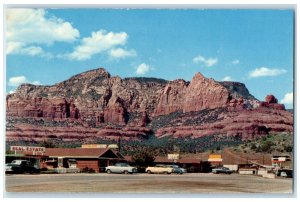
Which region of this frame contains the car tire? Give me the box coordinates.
[147,170,151,174]
[124,170,129,174]
[107,169,111,174]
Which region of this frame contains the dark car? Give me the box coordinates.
[277,169,293,178]
[6,160,40,174]
[212,167,232,174]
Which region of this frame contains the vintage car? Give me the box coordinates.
[6,160,40,174]
[171,165,187,174]
[146,164,175,174]
[105,163,137,174]
[212,167,233,174]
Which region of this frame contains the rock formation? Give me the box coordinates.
[259,94,286,110]
[6,67,293,142]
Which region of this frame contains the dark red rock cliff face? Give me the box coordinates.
[6,67,293,142]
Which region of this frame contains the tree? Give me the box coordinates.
[284,145,293,152]
[39,140,56,148]
[132,149,156,168]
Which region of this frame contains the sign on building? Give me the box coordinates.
[278,157,286,162]
[81,144,108,148]
[81,144,119,149]
[168,154,179,160]
[208,154,222,162]
[10,146,45,152]
[108,144,118,149]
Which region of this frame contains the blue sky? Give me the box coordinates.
[6,9,294,108]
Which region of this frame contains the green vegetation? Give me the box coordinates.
[6,133,292,156]
[6,134,242,156]
[233,133,293,154]
[121,134,242,156]
[132,148,156,168]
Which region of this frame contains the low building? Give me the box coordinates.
[41,148,125,172]
[6,147,125,173]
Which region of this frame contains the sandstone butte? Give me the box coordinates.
[6,67,293,142]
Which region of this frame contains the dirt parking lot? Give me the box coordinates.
[5,173,293,195]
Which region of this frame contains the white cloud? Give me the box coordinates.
[193,55,218,67]
[136,63,152,75]
[8,76,41,87]
[222,76,233,81]
[232,59,240,65]
[8,90,15,94]
[280,92,293,105]
[8,76,27,86]
[32,80,42,85]
[109,48,136,59]
[6,8,79,56]
[67,30,130,61]
[249,67,287,78]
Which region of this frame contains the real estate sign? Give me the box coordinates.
[10,146,45,152]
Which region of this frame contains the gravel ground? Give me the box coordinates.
[5,173,293,195]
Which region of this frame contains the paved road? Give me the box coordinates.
[5,173,293,194]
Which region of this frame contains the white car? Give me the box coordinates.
[105,163,137,174]
[146,164,174,174]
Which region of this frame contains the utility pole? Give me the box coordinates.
[118,136,121,152]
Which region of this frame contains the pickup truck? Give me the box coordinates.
[146,164,176,174]
[6,160,40,174]
[105,163,137,174]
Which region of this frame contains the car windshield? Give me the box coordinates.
[221,167,229,170]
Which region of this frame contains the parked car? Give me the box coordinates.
[105,163,137,174]
[276,169,293,178]
[146,164,174,174]
[212,167,232,174]
[171,165,187,174]
[6,160,40,174]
